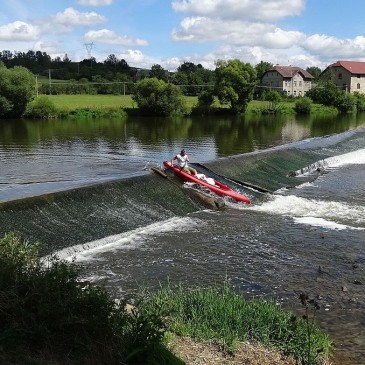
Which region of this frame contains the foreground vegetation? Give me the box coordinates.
[0,233,333,365]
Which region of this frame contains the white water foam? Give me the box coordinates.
[324,148,365,168]
[293,217,355,230]
[296,148,365,176]
[43,216,203,263]
[249,195,365,230]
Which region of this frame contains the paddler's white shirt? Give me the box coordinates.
[176,153,188,168]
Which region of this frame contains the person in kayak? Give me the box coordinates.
[172,149,197,175]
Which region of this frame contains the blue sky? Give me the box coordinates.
[1,0,365,71]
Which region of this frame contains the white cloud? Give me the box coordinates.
[172,0,305,22]
[173,17,304,49]
[84,29,148,46]
[303,34,365,59]
[118,49,149,67]
[33,40,64,58]
[50,7,107,32]
[77,0,113,6]
[0,21,39,41]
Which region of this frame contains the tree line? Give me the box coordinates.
[3,48,364,118]
[0,49,323,95]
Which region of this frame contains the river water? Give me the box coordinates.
[1,113,365,364]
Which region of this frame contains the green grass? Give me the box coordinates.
[40,94,336,117]
[43,94,201,111]
[138,282,333,365]
[45,94,135,109]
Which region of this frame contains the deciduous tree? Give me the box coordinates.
[132,77,186,116]
[0,64,35,118]
[214,59,257,113]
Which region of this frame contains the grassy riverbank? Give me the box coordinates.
[45,94,199,111]
[29,94,336,118]
[0,233,333,365]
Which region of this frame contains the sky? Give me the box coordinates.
[1,0,365,71]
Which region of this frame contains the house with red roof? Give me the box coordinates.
[320,61,365,94]
[261,65,314,97]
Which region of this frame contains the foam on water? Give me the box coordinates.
[292,217,362,230]
[249,195,365,230]
[296,148,365,176]
[43,216,203,263]
[324,148,365,168]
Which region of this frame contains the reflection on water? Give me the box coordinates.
[1,112,365,153]
[1,113,365,202]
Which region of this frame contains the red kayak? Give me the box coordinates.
[163,161,251,204]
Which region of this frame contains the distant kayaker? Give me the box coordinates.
[172,149,197,175]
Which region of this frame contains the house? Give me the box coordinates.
[261,65,314,97]
[320,61,365,94]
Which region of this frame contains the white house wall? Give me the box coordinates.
[262,72,312,97]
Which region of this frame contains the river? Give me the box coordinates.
[1,113,365,364]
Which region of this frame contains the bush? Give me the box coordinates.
[294,97,312,114]
[0,65,35,118]
[353,92,365,112]
[265,90,282,102]
[334,93,356,114]
[132,77,187,116]
[24,96,58,118]
[0,233,165,365]
[197,90,215,107]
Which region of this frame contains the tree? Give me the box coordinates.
[306,81,356,113]
[306,66,322,80]
[177,61,198,74]
[132,77,186,116]
[255,61,273,81]
[214,59,257,113]
[306,81,340,106]
[0,65,35,118]
[150,64,168,82]
[104,54,118,67]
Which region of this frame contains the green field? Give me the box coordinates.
[46,94,135,109]
[43,94,334,116]
[45,94,199,110]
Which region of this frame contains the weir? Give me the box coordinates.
[0,144,338,256]
[0,174,199,255]
[203,148,331,192]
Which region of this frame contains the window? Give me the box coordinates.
[299,81,302,87]
[357,83,361,89]
[338,73,342,79]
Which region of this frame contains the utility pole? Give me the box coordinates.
[35,74,39,97]
[48,69,51,95]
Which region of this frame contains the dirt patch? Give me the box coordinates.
[168,337,297,365]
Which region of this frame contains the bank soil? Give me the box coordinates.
[168,337,298,365]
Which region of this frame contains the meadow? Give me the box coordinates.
[46,94,199,110]
[41,94,335,117]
